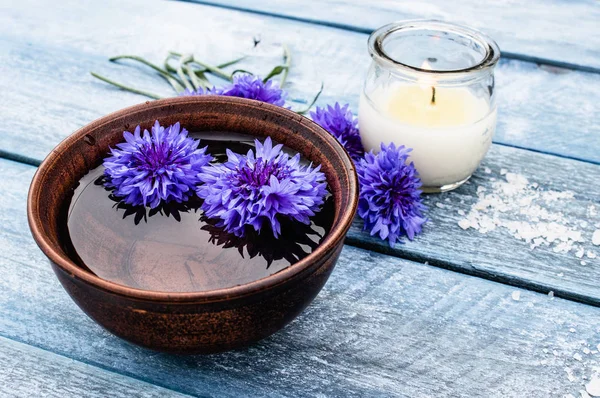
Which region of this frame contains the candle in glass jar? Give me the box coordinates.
[359,83,497,189]
[359,20,500,192]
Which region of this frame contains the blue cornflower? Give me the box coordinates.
[357,143,426,246]
[181,74,286,106]
[197,137,327,238]
[103,121,212,208]
[310,103,364,161]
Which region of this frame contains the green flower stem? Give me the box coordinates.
[191,58,233,81]
[169,51,233,81]
[110,55,183,85]
[90,72,162,99]
[185,63,202,90]
[280,44,291,88]
[176,54,195,91]
[110,54,184,93]
[296,83,324,114]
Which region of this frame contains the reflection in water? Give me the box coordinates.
[66,154,333,292]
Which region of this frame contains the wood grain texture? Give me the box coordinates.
[1,158,600,397]
[0,336,190,398]
[348,144,600,305]
[190,0,600,72]
[0,0,599,164]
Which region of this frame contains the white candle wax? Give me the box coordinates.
[359,84,497,189]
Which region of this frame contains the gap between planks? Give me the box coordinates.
[0,331,199,398]
[176,0,600,75]
[3,153,599,308]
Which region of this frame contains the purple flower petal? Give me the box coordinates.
[310,102,364,161]
[196,137,327,238]
[357,143,427,247]
[103,121,212,208]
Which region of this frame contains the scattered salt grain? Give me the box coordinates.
[548,291,555,298]
[543,348,549,354]
[587,251,597,259]
[586,378,600,397]
[558,272,565,277]
[436,202,445,209]
[457,171,585,256]
[582,261,587,266]
[458,219,471,230]
[484,167,491,174]
[593,231,600,246]
[574,353,583,361]
[566,367,576,382]
[570,328,577,333]
[583,348,591,354]
[576,248,586,258]
[458,209,466,216]
[512,291,521,301]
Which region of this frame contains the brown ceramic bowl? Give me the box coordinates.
[27,96,358,354]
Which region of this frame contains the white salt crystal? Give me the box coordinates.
[512,291,521,301]
[548,291,555,298]
[543,348,549,353]
[458,219,471,230]
[574,353,583,361]
[586,379,600,397]
[588,251,597,259]
[570,328,577,333]
[584,348,591,354]
[566,367,576,382]
[581,261,587,266]
[593,230,600,246]
[500,168,507,175]
[484,167,491,174]
[576,247,586,258]
[558,272,565,277]
[457,209,465,216]
[435,202,445,209]
[554,350,559,356]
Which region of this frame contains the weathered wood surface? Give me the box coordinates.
[1,159,600,398]
[1,0,600,164]
[0,336,190,398]
[190,0,600,72]
[348,143,600,305]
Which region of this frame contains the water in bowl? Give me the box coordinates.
[63,133,333,293]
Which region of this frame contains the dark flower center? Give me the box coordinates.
[238,158,289,188]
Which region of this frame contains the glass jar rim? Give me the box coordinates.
[368,20,501,76]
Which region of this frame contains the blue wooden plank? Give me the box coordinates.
[189,0,600,72]
[1,158,600,397]
[0,0,599,164]
[0,336,190,398]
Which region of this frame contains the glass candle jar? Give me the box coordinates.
[359,20,500,192]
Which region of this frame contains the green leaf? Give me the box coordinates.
[263,65,287,83]
[296,83,324,114]
[231,69,254,76]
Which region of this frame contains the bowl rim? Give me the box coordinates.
[27,96,358,303]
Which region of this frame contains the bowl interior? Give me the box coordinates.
[28,96,358,299]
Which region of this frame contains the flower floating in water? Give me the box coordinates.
[182,74,287,106]
[103,121,212,208]
[357,143,426,246]
[310,103,364,161]
[197,137,327,238]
